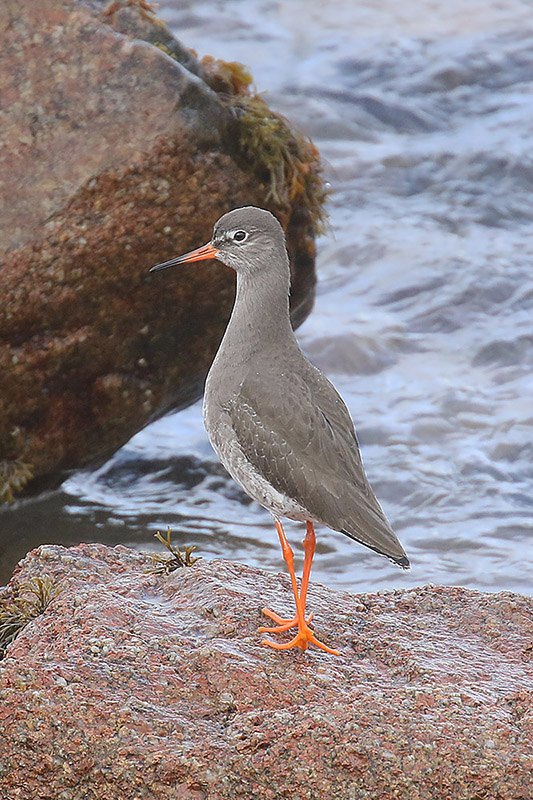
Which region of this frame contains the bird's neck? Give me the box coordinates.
[218,268,295,364]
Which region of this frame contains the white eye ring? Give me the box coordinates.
[232,230,248,242]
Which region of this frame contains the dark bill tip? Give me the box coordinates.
[149,242,219,273]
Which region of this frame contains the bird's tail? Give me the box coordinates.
[339,523,410,570]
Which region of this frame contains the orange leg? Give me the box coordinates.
[300,520,316,610]
[259,519,340,655]
[259,520,315,632]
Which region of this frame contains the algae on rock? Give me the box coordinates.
[0,576,60,658]
[0,459,34,504]
[148,527,200,574]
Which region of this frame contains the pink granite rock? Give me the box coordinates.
[0,543,531,799]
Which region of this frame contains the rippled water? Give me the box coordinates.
[2,0,532,592]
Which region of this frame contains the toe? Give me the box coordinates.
[261,608,287,625]
[262,633,308,651]
[258,620,295,633]
[309,633,340,656]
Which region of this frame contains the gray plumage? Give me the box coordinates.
[201,207,409,569]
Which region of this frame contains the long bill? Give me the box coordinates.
[149,242,219,272]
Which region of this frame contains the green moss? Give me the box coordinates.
[201,56,254,94]
[153,42,174,58]
[104,0,161,24]
[0,576,61,659]
[149,35,327,232]
[234,95,328,233]
[108,0,327,229]
[0,459,34,504]
[148,526,200,574]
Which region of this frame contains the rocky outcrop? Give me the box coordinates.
[1,543,531,799]
[0,0,324,501]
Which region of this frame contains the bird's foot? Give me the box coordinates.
[258,606,313,633]
[259,520,340,655]
[260,612,340,656]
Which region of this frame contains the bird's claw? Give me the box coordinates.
[258,606,314,633]
[261,620,340,655]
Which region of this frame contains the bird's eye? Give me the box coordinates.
[233,230,247,242]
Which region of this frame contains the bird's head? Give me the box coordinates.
[149,206,288,278]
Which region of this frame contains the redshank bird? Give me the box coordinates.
[150,206,409,655]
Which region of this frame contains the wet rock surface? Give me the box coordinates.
[1,543,531,799]
[0,0,322,500]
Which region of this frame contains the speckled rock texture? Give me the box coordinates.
[0,543,531,800]
[0,0,323,500]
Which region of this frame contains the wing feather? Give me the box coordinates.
[227,365,408,566]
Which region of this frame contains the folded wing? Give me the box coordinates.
[227,365,409,568]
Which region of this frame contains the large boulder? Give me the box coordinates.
[0,543,531,799]
[0,0,324,501]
